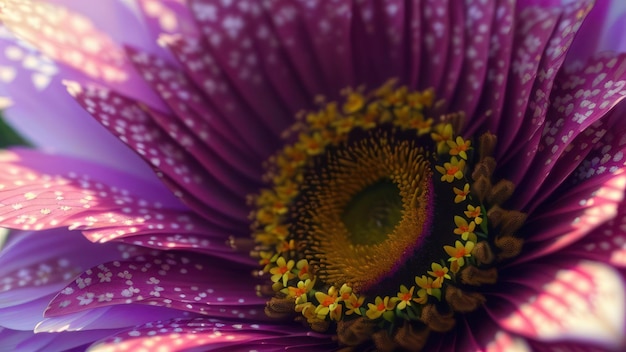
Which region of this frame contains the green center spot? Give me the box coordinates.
[341,179,403,245]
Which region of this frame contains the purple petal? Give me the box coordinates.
[0,34,154,177]
[1,295,54,330]
[114,233,255,265]
[568,0,626,63]
[45,250,265,320]
[35,304,190,333]
[66,81,251,224]
[0,229,127,308]
[490,260,626,350]
[89,318,333,352]
[0,327,113,352]
[136,0,200,39]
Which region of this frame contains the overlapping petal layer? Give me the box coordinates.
[0,0,624,351]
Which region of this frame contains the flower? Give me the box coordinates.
[0,0,626,351]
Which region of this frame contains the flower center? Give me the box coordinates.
[294,135,432,292]
[342,180,402,246]
[249,81,527,350]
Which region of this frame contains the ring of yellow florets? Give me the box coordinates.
[250,81,488,328]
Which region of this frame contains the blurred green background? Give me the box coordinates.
[0,115,30,148]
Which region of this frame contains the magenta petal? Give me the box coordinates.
[350,0,408,88]
[505,0,595,160]
[521,102,626,213]
[162,36,282,158]
[188,0,303,135]
[516,167,626,263]
[509,53,626,210]
[468,0,515,136]
[410,0,450,93]
[89,318,333,352]
[65,82,251,224]
[125,46,263,180]
[490,260,626,350]
[45,251,265,320]
[448,0,494,120]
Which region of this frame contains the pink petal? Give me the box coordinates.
[0,149,243,250]
[47,0,163,55]
[483,331,531,352]
[89,318,333,352]
[490,260,626,350]
[561,198,626,268]
[0,0,166,110]
[45,251,266,320]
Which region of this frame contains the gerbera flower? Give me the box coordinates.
[1,0,626,350]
